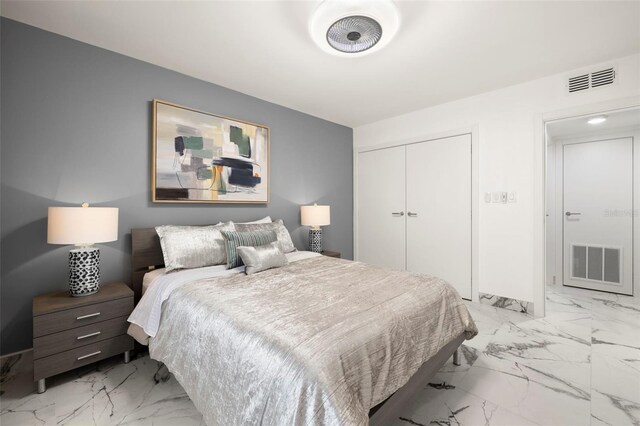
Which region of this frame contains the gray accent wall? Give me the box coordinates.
[0,18,353,355]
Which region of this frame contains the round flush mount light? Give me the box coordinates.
[327,15,382,53]
[309,0,400,57]
[587,115,608,125]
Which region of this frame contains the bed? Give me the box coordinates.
[128,227,477,426]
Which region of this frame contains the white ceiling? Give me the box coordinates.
[547,108,640,139]
[3,1,639,127]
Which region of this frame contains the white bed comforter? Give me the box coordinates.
[131,254,477,426]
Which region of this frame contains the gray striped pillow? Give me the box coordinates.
[221,230,278,269]
[234,219,296,253]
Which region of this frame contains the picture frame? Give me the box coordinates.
[152,99,269,203]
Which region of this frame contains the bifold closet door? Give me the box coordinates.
[357,146,406,270]
[406,135,472,299]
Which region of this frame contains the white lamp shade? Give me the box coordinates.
[301,204,331,227]
[47,206,119,245]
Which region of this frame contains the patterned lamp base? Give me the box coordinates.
[309,229,323,253]
[69,247,101,297]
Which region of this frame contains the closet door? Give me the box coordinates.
[406,134,472,299]
[357,146,406,270]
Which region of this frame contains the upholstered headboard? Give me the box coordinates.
[131,228,165,301]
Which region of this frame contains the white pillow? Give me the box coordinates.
[237,216,272,224]
[155,222,235,272]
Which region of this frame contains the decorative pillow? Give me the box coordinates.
[221,230,278,269]
[234,219,296,253]
[237,216,272,224]
[156,221,235,272]
[237,241,289,275]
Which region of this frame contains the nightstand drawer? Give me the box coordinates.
[34,334,133,381]
[33,297,133,337]
[33,316,130,359]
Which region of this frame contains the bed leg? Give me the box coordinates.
[452,348,461,366]
[154,363,171,383]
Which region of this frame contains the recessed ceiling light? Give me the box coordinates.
[309,0,400,57]
[587,115,607,125]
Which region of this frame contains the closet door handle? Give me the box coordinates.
[407,212,418,217]
[392,212,404,217]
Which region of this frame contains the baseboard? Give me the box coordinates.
[479,292,533,315]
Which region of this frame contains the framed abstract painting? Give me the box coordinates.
[152,99,269,203]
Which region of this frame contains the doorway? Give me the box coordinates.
[545,108,639,298]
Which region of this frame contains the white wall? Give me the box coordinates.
[354,53,640,305]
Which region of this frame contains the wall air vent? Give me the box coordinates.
[590,67,616,88]
[567,67,616,94]
[568,74,590,93]
[571,244,621,284]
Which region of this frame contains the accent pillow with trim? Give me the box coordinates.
[221,230,278,269]
[237,241,289,275]
[156,221,235,272]
[234,219,296,253]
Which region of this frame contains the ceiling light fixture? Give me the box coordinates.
[309,0,400,57]
[587,115,608,125]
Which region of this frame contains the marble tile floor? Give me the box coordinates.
[394,285,640,426]
[0,350,203,426]
[1,284,638,426]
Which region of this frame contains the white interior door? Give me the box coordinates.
[406,134,472,299]
[563,138,633,295]
[357,146,406,270]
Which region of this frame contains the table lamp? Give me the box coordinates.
[47,203,119,296]
[301,204,330,253]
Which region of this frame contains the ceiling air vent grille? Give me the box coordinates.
[568,67,616,93]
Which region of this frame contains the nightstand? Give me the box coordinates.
[321,250,341,258]
[33,282,134,393]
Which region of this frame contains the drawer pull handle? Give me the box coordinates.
[77,350,101,361]
[76,312,100,320]
[77,331,101,340]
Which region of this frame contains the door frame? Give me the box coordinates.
[555,135,635,295]
[534,95,640,316]
[353,126,480,302]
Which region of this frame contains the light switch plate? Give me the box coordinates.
[484,192,492,203]
[492,192,501,203]
[508,192,517,203]
[501,192,508,203]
